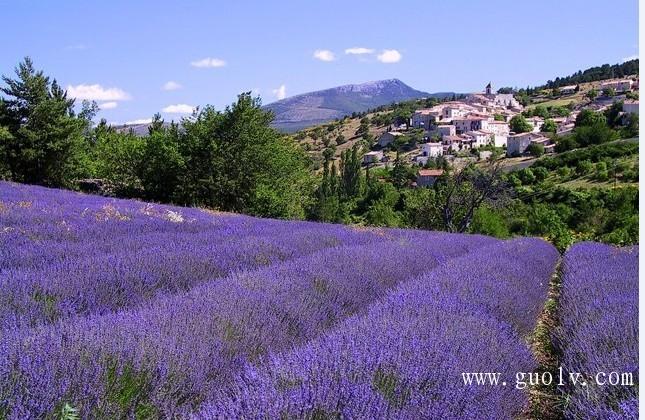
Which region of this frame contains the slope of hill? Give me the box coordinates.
[264,79,452,132]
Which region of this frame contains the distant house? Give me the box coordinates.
[507,132,551,156]
[464,130,492,148]
[623,100,639,115]
[377,131,404,148]
[442,135,469,152]
[437,124,456,137]
[487,120,510,147]
[363,150,384,164]
[601,79,633,93]
[507,133,534,156]
[453,116,490,133]
[559,85,577,95]
[417,169,444,187]
[411,109,441,129]
[525,116,545,132]
[420,142,443,157]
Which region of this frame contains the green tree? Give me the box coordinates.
[575,109,606,127]
[573,123,617,147]
[576,159,594,175]
[470,205,510,238]
[622,113,639,138]
[555,136,579,153]
[532,105,549,119]
[412,163,509,233]
[92,125,145,196]
[604,101,624,128]
[139,125,184,202]
[174,93,312,218]
[526,143,545,157]
[339,145,362,200]
[585,88,598,101]
[0,57,90,186]
[541,119,557,133]
[509,115,532,133]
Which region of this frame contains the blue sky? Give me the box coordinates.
[0,0,638,124]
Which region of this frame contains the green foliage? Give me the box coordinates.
[554,136,578,153]
[540,60,638,90]
[531,105,549,119]
[526,143,545,157]
[469,205,510,238]
[621,113,639,138]
[575,109,606,128]
[91,124,145,196]
[576,160,594,175]
[59,403,80,420]
[557,166,572,178]
[174,93,312,218]
[339,145,363,200]
[372,367,409,408]
[0,57,91,187]
[95,359,159,420]
[541,119,557,133]
[493,114,505,121]
[604,101,624,128]
[585,88,598,101]
[536,140,638,171]
[573,123,618,147]
[526,204,573,252]
[509,115,532,133]
[533,167,549,182]
[518,168,536,185]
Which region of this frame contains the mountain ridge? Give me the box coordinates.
[263,79,454,132]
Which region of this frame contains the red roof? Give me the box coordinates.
[418,169,444,177]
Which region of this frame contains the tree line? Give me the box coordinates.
[0,58,314,219]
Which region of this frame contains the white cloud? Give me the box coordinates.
[66,84,131,101]
[272,84,287,100]
[125,118,152,125]
[345,47,374,55]
[162,81,182,91]
[162,103,195,114]
[191,57,227,68]
[313,49,335,62]
[622,54,638,62]
[99,101,118,110]
[376,49,402,63]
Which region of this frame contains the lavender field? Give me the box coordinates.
[0,181,637,419]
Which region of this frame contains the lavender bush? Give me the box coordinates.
[197,238,559,419]
[556,242,639,419]
[0,181,497,418]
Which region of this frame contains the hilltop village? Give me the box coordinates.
[361,79,639,180]
[293,69,638,189]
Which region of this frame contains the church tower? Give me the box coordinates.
[485,82,492,95]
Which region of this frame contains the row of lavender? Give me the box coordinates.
[197,238,559,418]
[555,242,639,419]
[0,182,499,417]
[1,181,395,332]
[0,181,637,418]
